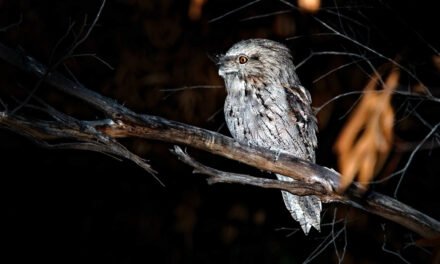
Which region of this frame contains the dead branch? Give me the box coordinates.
[172,146,440,239]
[0,42,439,239]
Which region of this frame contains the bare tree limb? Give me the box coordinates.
[0,40,339,189]
[172,146,440,239]
[0,42,439,239]
[171,146,334,199]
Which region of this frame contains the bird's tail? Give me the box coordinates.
[277,174,322,235]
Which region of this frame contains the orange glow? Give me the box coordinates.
[298,0,321,13]
[189,0,207,21]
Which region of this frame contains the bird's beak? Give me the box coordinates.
[217,55,237,77]
[217,55,227,77]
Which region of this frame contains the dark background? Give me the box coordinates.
[1,0,439,263]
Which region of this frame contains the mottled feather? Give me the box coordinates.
[218,39,321,234]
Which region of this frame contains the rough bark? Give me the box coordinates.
[0,42,439,239]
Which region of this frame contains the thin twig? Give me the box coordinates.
[394,122,440,197]
[10,0,107,115]
[313,17,430,95]
[209,0,261,23]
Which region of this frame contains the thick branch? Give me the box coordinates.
[0,42,338,191]
[0,42,439,238]
[172,146,440,239]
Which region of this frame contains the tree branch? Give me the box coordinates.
[172,146,440,239]
[172,146,337,200]
[0,42,439,238]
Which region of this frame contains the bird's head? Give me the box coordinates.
[217,39,298,86]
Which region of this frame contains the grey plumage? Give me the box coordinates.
[218,39,321,234]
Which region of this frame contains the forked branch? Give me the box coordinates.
[0,42,439,239]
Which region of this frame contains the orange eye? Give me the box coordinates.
[238,55,248,64]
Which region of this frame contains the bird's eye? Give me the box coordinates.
[238,55,248,64]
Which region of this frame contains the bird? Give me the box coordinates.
[217,38,321,234]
